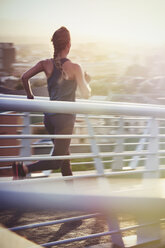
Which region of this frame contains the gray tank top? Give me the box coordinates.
[47,58,77,102]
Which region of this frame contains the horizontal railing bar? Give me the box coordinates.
[0,166,11,170]
[29,113,44,117]
[41,220,159,247]
[0,134,152,139]
[0,124,24,127]
[0,156,159,169]
[41,230,118,247]
[30,113,152,121]
[2,123,163,130]
[77,115,151,120]
[80,160,136,166]
[124,126,146,129]
[72,160,118,166]
[158,150,165,154]
[71,161,95,166]
[73,115,151,121]
[29,124,150,129]
[71,157,149,166]
[0,113,25,116]
[9,213,100,231]
[29,114,126,120]
[100,151,153,158]
[31,143,115,148]
[0,157,143,167]
[159,135,165,138]
[1,123,164,131]
[31,144,56,148]
[105,169,156,176]
[0,151,155,162]
[1,97,165,117]
[30,114,120,119]
[0,145,22,149]
[124,142,146,146]
[75,125,148,129]
[31,142,151,148]
[0,134,90,139]
[0,154,96,162]
[31,142,165,149]
[157,118,165,121]
[30,150,154,159]
[21,112,163,121]
[0,157,150,167]
[2,94,162,112]
[30,124,44,127]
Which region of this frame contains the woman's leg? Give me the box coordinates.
[61,155,72,176]
[27,114,60,173]
[27,114,75,176]
[52,139,72,176]
[51,114,75,176]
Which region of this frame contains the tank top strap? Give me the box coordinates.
[61,58,70,64]
[52,58,69,68]
[51,58,70,73]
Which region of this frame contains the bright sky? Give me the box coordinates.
[0,0,165,45]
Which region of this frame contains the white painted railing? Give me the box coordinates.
[1,94,165,247]
[1,95,165,176]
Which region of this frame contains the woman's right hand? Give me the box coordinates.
[84,71,91,83]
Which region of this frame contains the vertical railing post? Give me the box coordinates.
[136,117,160,246]
[20,112,31,163]
[106,212,125,247]
[144,117,159,178]
[129,119,150,169]
[136,216,160,246]
[85,115,104,176]
[112,117,124,171]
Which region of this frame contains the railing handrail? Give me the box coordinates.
[1,96,165,117]
[1,93,165,106]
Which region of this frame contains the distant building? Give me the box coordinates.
[0,43,16,75]
[0,85,49,97]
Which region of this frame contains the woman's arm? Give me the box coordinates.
[21,61,44,99]
[74,64,91,99]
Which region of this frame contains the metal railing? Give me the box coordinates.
[1,95,165,176]
[1,94,165,247]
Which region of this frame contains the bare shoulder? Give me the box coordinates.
[63,59,78,71]
[70,62,82,74]
[62,60,81,80]
[36,59,54,78]
[41,59,53,67]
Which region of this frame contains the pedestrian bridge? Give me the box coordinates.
[0,94,165,248]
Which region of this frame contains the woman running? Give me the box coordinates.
[13,26,91,179]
